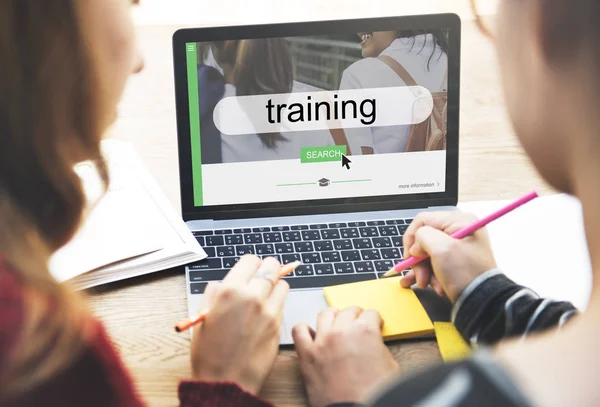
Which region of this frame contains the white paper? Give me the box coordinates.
[458,194,592,310]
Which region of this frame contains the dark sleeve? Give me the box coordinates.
[451,269,578,346]
[178,382,274,407]
[369,352,532,407]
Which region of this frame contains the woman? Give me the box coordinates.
[203,39,336,164]
[0,1,289,406]
[339,29,448,155]
[291,1,600,406]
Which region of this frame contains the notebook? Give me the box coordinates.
[434,322,470,362]
[49,139,207,290]
[323,276,434,341]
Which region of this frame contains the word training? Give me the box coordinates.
[266,94,376,126]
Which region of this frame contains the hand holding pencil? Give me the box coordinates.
[184,255,298,395]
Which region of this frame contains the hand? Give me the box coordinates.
[190,255,289,395]
[400,211,497,301]
[293,307,399,407]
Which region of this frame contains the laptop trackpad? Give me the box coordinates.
[281,289,329,345]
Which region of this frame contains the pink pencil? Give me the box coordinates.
[383,191,539,278]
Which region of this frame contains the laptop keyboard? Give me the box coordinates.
[188,219,413,294]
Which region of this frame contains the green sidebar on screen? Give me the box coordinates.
[186,42,203,207]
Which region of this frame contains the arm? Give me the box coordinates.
[452,269,578,346]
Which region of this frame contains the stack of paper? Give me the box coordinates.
[49,139,206,290]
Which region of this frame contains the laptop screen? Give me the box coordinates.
[184,29,449,208]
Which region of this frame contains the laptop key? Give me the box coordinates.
[333,239,353,250]
[301,253,321,264]
[295,242,314,252]
[283,231,302,241]
[321,229,340,239]
[236,245,255,255]
[374,260,394,271]
[309,224,328,230]
[314,240,333,251]
[314,264,335,275]
[216,246,235,257]
[205,236,224,246]
[189,258,222,270]
[302,230,321,240]
[406,219,414,224]
[193,230,213,236]
[272,226,290,231]
[334,262,355,274]
[359,227,378,238]
[360,249,381,260]
[244,233,263,244]
[398,225,409,235]
[347,222,366,227]
[275,243,294,254]
[381,248,401,260]
[291,225,309,230]
[223,257,240,268]
[295,265,315,276]
[225,235,243,245]
[391,236,403,247]
[233,228,251,233]
[264,232,282,243]
[386,220,405,225]
[352,238,372,249]
[367,220,385,226]
[214,229,232,235]
[321,251,341,263]
[341,250,360,262]
[328,222,347,228]
[340,228,359,239]
[253,227,270,232]
[203,247,216,257]
[195,236,205,246]
[355,261,375,273]
[190,282,208,294]
[283,273,375,289]
[189,269,228,282]
[255,244,275,255]
[379,226,398,236]
[373,237,392,248]
[282,253,301,264]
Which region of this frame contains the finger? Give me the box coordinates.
[222,254,262,285]
[264,279,290,318]
[413,263,431,289]
[316,307,336,335]
[333,306,363,329]
[357,309,383,331]
[292,323,315,357]
[414,226,456,258]
[403,211,472,256]
[247,257,282,299]
[430,275,446,297]
[400,270,416,288]
[198,281,221,310]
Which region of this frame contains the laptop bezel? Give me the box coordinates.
[173,14,461,221]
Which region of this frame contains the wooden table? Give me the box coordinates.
[89,17,554,407]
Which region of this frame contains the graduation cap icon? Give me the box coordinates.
[318,178,330,187]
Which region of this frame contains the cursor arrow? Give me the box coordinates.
[341,154,351,170]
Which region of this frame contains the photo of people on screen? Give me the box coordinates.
[195,29,448,165]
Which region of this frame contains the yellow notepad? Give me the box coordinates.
[434,322,471,362]
[323,277,434,341]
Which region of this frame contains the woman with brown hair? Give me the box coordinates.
[0,1,292,406]
[292,0,600,406]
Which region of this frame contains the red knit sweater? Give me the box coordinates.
[0,259,272,407]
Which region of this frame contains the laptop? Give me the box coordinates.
[172,14,461,344]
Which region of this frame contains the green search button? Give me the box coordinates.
[300,146,347,164]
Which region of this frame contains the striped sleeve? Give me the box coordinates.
[451,269,578,346]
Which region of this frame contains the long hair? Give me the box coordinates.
[396,29,449,71]
[212,39,294,149]
[0,0,108,401]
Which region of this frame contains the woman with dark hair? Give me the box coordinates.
[339,29,449,155]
